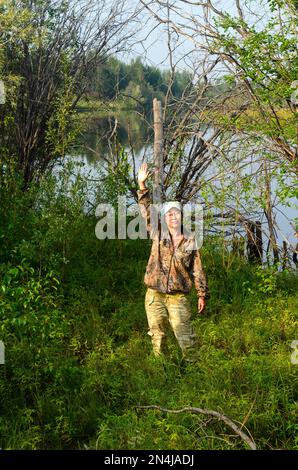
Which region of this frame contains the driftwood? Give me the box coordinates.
[136,405,256,450]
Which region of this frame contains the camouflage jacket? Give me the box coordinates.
[138,188,209,298]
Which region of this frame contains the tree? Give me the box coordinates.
[140,0,298,177]
[135,0,297,264]
[0,0,140,188]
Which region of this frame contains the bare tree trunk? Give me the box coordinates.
[244,220,262,263]
[153,98,164,205]
[264,161,279,264]
[245,221,256,262]
[282,241,288,270]
[255,221,263,261]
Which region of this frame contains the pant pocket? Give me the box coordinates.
[145,290,155,306]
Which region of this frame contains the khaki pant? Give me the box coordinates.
[145,287,197,357]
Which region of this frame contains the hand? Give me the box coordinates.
[138,162,149,188]
[198,297,206,314]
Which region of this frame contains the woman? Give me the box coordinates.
[137,162,209,359]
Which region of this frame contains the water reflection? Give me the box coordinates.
[74,111,154,163]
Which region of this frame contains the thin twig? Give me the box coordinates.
[136,405,257,450]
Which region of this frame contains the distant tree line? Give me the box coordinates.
[85,56,194,111]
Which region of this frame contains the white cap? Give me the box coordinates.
[161,201,182,216]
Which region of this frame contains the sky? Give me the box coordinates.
[119,0,200,70]
[119,0,270,69]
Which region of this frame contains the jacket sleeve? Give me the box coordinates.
[137,188,159,237]
[191,249,210,299]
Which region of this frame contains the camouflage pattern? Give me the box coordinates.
[138,188,209,299]
[145,287,197,356]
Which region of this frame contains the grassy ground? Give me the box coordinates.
[0,209,297,450]
[0,166,297,450]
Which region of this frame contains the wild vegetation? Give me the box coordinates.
[0,163,297,449]
[0,0,297,451]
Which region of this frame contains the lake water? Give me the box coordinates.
[59,113,298,264]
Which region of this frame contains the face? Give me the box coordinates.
[165,207,182,231]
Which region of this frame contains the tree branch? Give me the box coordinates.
[136,404,257,450]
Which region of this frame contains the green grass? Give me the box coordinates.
[0,229,297,449]
[0,170,297,450]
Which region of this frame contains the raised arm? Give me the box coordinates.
[138,162,149,191]
[137,163,151,227]
[137,163,158,237]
